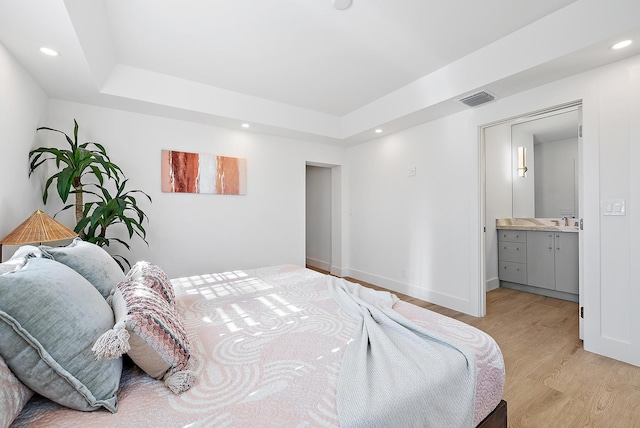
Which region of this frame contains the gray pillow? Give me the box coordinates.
[0,257,122,412]
[41,238,125,299]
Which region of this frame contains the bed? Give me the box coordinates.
[1,244,505,427]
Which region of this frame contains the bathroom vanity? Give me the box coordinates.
[496,218,578,302]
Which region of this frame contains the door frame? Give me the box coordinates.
[479,102,583,331]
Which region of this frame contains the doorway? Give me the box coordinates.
[305,165,332,271]
[305,163,342,275]
[481,102,583,335]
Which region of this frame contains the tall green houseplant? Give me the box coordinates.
[29,119,151,269]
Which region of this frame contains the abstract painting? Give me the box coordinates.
[161,150,247,195]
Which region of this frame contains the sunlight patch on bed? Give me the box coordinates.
[172,271,274,300]
[268,294,302,313]
[230,303,259,327]
[256,296,288,317]
[215,307,242,332]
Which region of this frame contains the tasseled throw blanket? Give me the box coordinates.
[327,277,476,428]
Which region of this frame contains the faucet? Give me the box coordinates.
[562,216,569,226]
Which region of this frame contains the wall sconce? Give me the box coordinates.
[517,146,528,177]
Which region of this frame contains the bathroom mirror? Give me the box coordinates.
[511,108,580,218]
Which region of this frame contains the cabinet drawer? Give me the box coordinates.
[498,230,526,243]
[499,261,527,284]
[498,241,527,263]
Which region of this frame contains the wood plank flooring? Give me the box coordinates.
[311,268,640,427]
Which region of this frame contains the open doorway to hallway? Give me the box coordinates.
[305,164,333,272]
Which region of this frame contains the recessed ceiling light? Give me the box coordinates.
[39,47,59,56]
[611,40,632,50]
[332,0,352,10]
[241,123,250,128]
[375,129,383,133]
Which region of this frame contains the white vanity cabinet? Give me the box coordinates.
[526,231,578,294]
[497,230,527,284]
[497,226,578,301]
[551,232,579,294]
[525,232,555,290]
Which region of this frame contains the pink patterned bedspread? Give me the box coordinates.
[12,265,504,427]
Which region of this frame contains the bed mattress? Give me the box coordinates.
[13,265,504,427]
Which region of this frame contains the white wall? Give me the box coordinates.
[305,165,332,271]
[484,123,513,291]
[347,53,640,366]
[347,113,481,312]
[0,42,48,260]
[41,100,346,277]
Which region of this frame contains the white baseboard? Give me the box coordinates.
[329,265,345,277]
[345,268,470,314]
[305,257,331,272]
[486,277,500,291]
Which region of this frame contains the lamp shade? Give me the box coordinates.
[1,210,78,246]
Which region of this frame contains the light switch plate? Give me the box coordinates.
[601,199,626,216]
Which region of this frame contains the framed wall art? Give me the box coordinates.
[161,150,247,195]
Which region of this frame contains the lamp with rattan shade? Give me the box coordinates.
[0,210,78,261]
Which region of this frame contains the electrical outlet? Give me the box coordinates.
[408,166,416,177]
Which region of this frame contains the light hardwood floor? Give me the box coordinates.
[311,268,640,427]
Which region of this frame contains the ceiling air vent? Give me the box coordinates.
[459,91,495,107]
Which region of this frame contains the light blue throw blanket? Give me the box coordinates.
[327,277,476,428]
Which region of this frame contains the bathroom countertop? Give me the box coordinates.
[496,218,579,233]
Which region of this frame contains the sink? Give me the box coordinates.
[554,225,579,232]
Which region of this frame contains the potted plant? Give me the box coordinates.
[29,119,151,269]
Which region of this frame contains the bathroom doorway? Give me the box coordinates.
[481,102,583,335]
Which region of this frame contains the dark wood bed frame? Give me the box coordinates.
[477,400,507,428]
